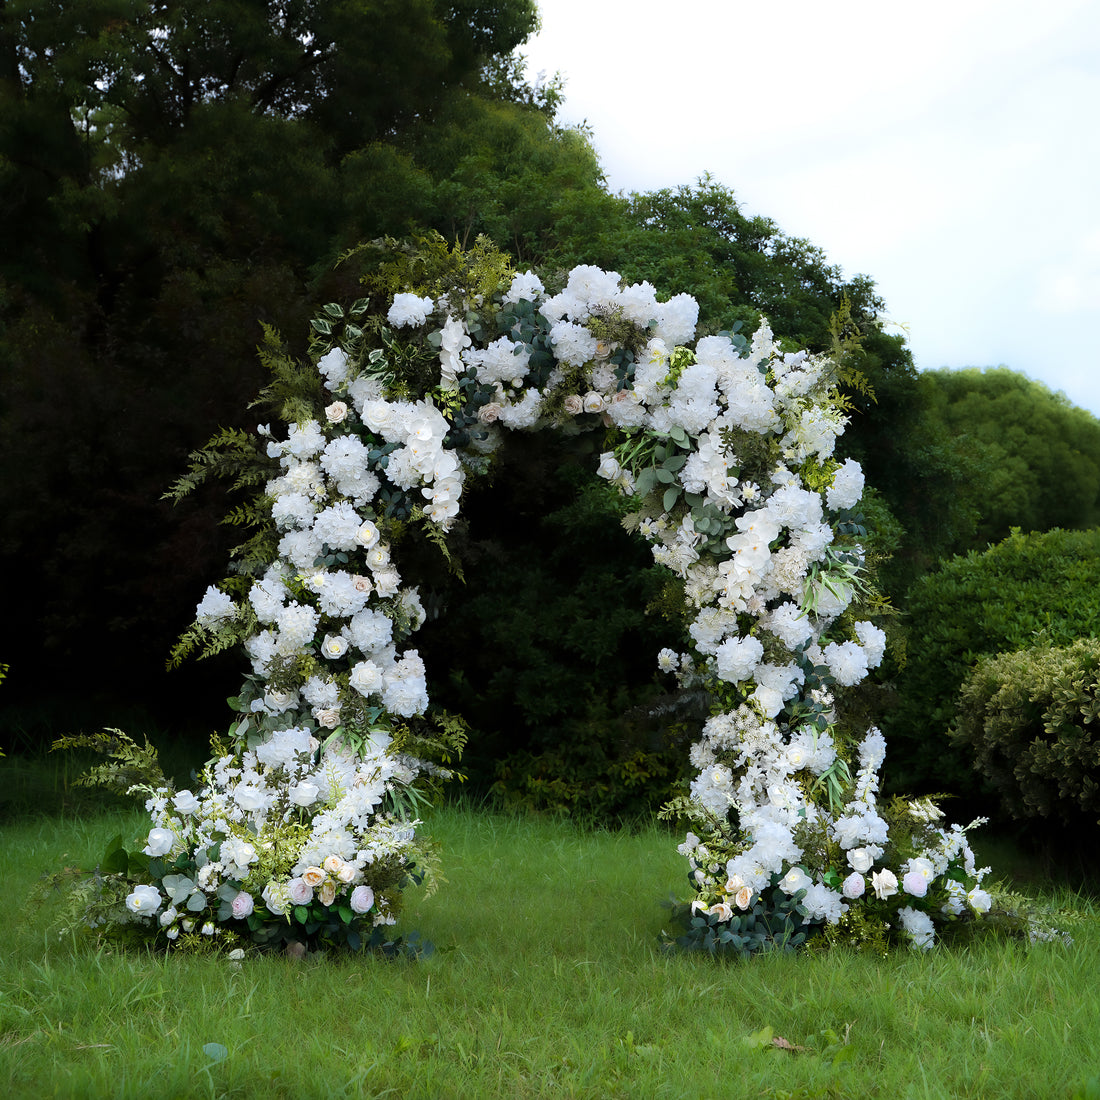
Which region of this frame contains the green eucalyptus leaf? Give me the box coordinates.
[634,469,658,496]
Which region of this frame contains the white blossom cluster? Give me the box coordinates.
[124,727,416,935]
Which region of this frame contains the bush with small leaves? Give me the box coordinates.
[952,638,1100,824]
[885,528,1100,797]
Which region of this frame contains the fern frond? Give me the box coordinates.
[51,729,168,796]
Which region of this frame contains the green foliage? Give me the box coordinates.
[885,528,1100,798]
[347,232,515,308]
[163,426,277,505]
[50,728,168,797]
[489,691,698,824]
[662,881,819,959]
[917,367,1100,550]
[414,434,692,813]
[953,639,1100,825]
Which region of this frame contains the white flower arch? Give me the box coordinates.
[153,260,991,953]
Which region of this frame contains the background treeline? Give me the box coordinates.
[3,1,1100,829]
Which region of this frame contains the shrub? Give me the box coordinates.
[884,528,1100,797]
[952,639,1100,825]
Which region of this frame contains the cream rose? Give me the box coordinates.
[871,869,898,900]
[315,707,340,730]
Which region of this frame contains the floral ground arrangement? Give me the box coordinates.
[58,237,997,956]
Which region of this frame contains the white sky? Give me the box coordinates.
[523,0,1100,417]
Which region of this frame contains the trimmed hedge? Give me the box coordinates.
[884,528,1100,797]
[952,639,1100,824]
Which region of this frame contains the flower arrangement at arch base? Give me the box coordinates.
[50,234,1035,958]
[52,715,459,957]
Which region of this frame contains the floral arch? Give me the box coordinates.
[85,245,992,955]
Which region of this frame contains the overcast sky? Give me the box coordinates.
[523,0,1100,417]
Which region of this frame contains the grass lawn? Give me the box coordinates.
[2,800,1097,1099]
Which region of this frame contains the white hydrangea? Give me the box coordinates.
[715,634,765,684]
[827,458,865,511]
[316,347,348,390]
[549,320,599,367]
[387,293,435,328]
[312,501,364,552]
[823,640,869,687]
[196,586,235,627]
[503,270,545,304]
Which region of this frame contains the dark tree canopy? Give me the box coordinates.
[916,366,1100,548]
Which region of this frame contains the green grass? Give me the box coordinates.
[3,803,1099,1099]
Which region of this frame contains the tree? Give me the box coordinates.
[915,367,1100,549]
[0,0,547,745]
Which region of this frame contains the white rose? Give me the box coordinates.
[562,394,584,416]
[356,521,380,549]
[750,685,784,719]
[871,869,898,900]
[847,847,875,873]
[143,828,175,857]
[841,873,865,900]
[321,634,349,660]
[325,401,348,424]
[234,785,265,811]
[125,885,162,915]
[262,882,288,916]
[314,707,340,730]
[172,790,200,815]
[583,391,606,414]
[902,871,929,897]
[318,880,337,906]
[967,887,992,914]
[596,452,621,481]
[231,891,254,919]
[780,868,811,894]
[289,781,320,807]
